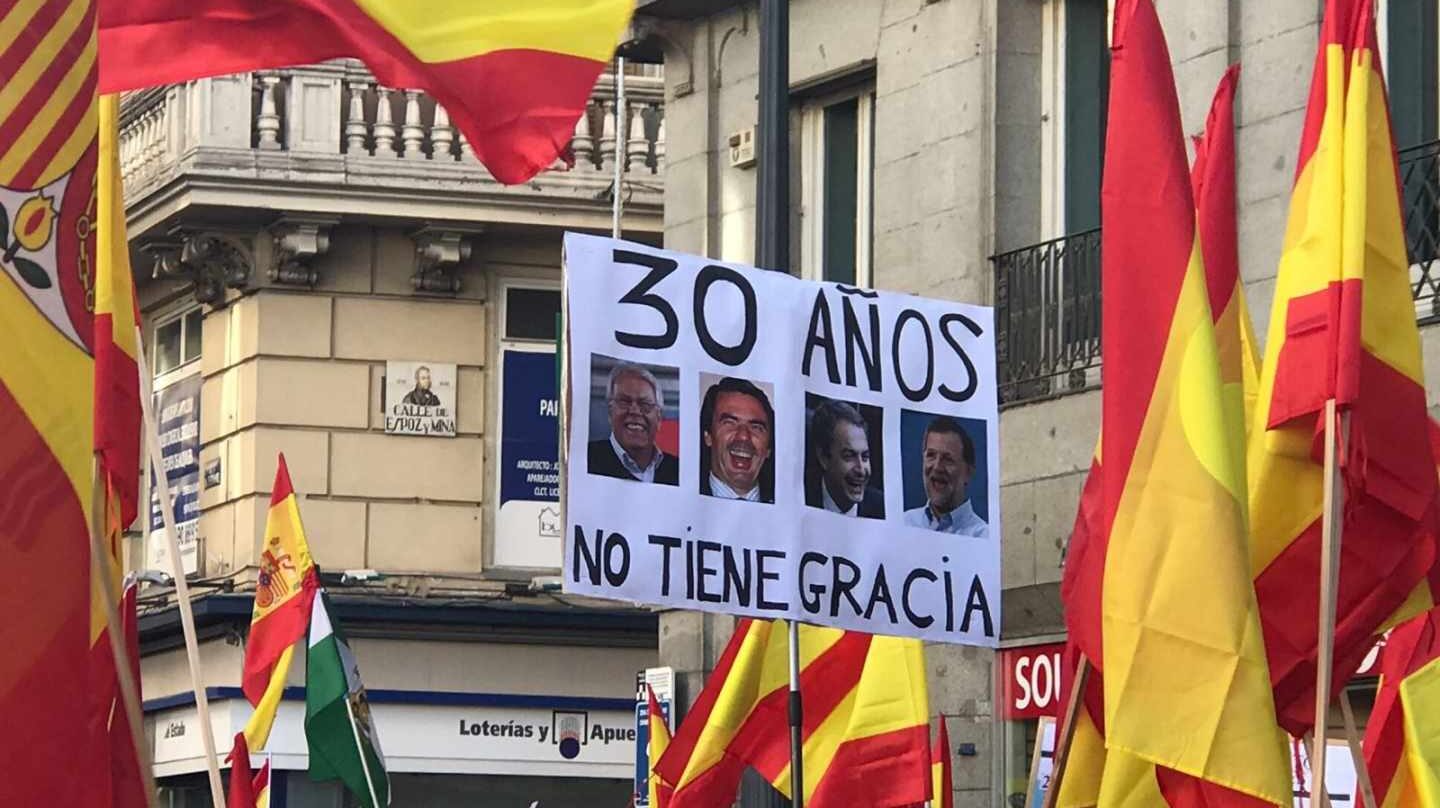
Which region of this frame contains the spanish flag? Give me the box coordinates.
[86,92,147,808]
[97,0,633,184]
[648,685,673,808]
[0,0,103,804]
[656,620,929,808]
[1056,60,1277,808]
[1361,606,1440,808]
[931,717,952,808]
[1058,0,1290,805]
[227,733,259,808]
[242,453,319,749]
[1249,0,1440,736]
[254,756,273,808]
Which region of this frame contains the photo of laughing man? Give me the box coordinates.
[587,361,679,485]
[698,377,775,503]
[805,398,884,519]
[902,416,987,536]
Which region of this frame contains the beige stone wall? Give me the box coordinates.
[154,226,494,580]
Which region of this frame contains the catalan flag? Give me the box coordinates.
[242,453,319,749]
[648,685,673,808]
[1361,606,1440,808]
[1249,0,1440,736]
[0,0,102,804]
[97,0,633,184]
[1057,1,1289,805]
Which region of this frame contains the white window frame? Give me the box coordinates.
[1040,0,1116,240]
[150,303,203,391]
[800,86,875,287]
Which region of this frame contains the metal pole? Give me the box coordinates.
[1311,399,1348,808]
[613,56,627,239]
[141,357,228,807]
[756,0,789,272]
[757,0,797,804]
[787,620,805,808]
[89,458,162,808]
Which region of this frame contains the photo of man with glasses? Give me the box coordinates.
[587,361,680,485]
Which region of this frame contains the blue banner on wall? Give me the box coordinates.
[495,350,560,567]
[149,373,202,573]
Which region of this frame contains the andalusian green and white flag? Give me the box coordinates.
[305,593,390,807]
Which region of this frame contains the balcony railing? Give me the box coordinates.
[1401,139,1440,323]
[117,60,665,228]
[992,228,1102,407]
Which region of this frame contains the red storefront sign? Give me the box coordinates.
[997,633,1385,723]
[997,642,1067,720]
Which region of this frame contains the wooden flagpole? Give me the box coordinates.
[1038,654,1090,808]
[89,456,161,808]
[140,359,228,807]
[1311,399,1349,808]
[1340,689,1377,808]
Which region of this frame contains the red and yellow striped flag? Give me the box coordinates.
[97,0,633,184]
[656,620,930,808]
[0,0,103,804]
[1058,0,1290,804]
[648,685,673,808]
[931,717,952,808]
[242,453,319,749]
[1249,0,1440,736]
[1361,606,1440,808]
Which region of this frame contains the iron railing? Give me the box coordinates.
[1400,139,1440,323]
[993,141,1440,409]
[992,228,1102,407]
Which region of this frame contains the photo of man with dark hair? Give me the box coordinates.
[402,365,441,406]
[698,376,775,503]
[902,415,987,536]
[587,361,680,485]
[805,398,884,519]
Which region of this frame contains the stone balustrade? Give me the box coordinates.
[118,60,665,233]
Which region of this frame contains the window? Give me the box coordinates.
[1041,0,1112,238]
[1383,0,1439,150]
[801,87,875,286]
[152,307,203,381]
[502,286,561,342]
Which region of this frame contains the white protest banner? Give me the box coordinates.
[562,233,1000,646]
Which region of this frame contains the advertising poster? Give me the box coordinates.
[495,349,562,568]
[384,360,457,437]
[148,372,201,576]
[563,234,1001,645]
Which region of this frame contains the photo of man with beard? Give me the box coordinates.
[804,397,884,518]
[587,360,680,485]
[698,376,775,503]
[902,415,987,536]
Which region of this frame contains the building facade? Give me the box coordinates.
[122,61,668,806]
[630,0,1440,805]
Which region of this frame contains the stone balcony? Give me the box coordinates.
[119,60,665,240]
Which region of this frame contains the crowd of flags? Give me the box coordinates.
[1054,0,1440,805]
[13,0,1440,805]
[1,0,633,805]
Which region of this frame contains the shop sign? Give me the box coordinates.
[998,642,1067,721]
[151,696,635,780]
